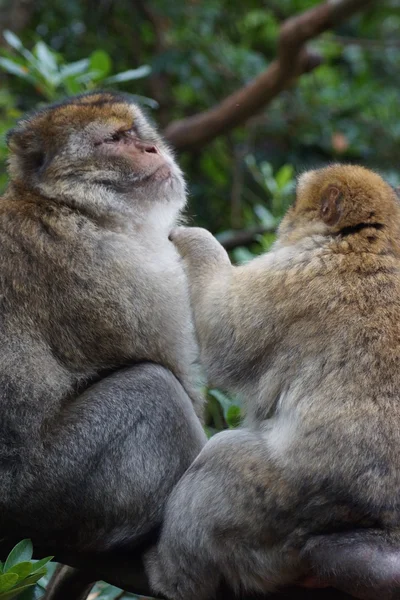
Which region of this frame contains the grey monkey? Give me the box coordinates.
[0,92,206,553]
[147,165,400,600]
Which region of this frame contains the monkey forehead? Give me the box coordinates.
[40,99,140,133]
[8,92,151,147]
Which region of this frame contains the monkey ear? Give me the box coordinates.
[7,126,47,177]
[320,185,343,226]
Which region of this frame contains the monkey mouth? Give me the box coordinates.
[137,164,173,186]
[150,164,173,182]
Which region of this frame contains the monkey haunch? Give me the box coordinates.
[147,165,400,600]
[0,92,206,551]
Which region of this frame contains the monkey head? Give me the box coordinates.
[6,92,186,222]
[278,164,400,252]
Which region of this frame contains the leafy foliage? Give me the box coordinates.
[0,541,142,600]
[0,31,153,102]
[0,540,52,600]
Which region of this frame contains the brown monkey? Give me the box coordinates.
[0,92,206,553]
[147,165,400,600]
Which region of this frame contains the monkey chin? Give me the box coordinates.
[156,166,186,203]
[138,167,186,211]
[152,164,173,182]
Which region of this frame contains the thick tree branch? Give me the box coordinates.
[137,0,172,127]
[163,0,375,151]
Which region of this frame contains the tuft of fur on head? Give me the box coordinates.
[6,91,186,225]
[277,164,400,253]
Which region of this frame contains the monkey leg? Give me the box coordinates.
[3,363,206,551]
[146,428,308,600]
[302,530,400,600]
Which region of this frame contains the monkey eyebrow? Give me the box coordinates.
[94,125,138,146]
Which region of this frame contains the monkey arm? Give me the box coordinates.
[171,226,235,388]
[172,227,283,392]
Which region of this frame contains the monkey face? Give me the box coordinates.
[6,92,186,218]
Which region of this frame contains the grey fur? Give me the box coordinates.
[0,92,206,551]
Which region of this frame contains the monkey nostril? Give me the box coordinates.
[145,144,158,154]
[134,139,159,154]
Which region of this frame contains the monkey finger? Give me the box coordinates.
[169,226,218,258]
[168,225,187,242]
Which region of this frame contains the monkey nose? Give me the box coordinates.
[134,139,159,154]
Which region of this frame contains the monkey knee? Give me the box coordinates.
[303,531,400,600]
[145,544,218,600]
[103,362,205,450]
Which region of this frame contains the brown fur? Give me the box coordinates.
[146,165,400,600]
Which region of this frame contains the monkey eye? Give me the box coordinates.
[101,126,138,144]
[104,132,123,144]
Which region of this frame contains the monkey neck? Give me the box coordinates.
[3,180,183,240]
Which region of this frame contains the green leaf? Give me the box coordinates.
[226,405,241,428]
[275,164,294,190]
[30,558,53,574]
[206,393,225,431]
[0,58,31,79]
[261,232,277,252]
[254,204,275,227]
[4,541,33,572]
[34,42,58,83]
[3,30,36,64]
[0,563,3,575]
[0,573,18,592]
[14,570,47,588]
[63,76,84,95]
[103,65,151,84]
[60,59,90,78]
[208,389,232,413]
[7,563,32,581]
[75,71,103,85]
[3,31,23,51]
[89,50,112,79]
[0,582,37,600]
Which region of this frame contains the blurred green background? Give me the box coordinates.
[1,0,399,233]
[0,1,399,597]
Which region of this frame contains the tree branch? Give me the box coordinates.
[163,0,375,151]
[219,225,276,251]
[137,0,172,127]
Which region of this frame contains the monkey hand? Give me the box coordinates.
[170,227,231,272]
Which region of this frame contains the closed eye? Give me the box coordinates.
[99,125,138,145]
[104,131,123,143]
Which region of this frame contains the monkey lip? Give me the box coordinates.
[137,163,173,186]
[149,163,173,182]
